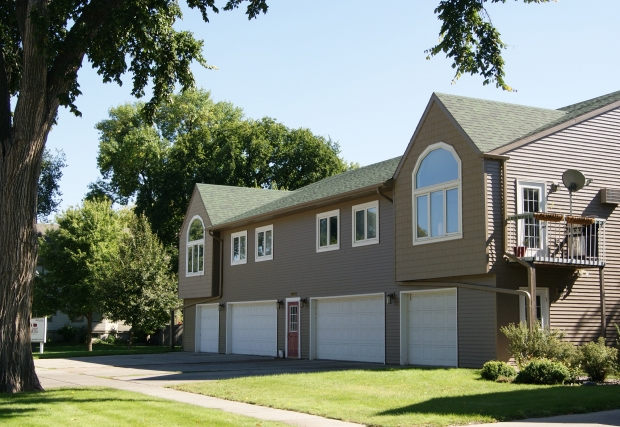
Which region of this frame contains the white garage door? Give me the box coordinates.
[230,302,277,357]
[197,304,219,353]
[315,295,385,363]
[406,289,457,367]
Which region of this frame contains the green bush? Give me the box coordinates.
[501,322,578,368]
[615,324,620,372]
[515,359,570,385]
[57,324,87,343]
[579,337,618,382]
[480,361,517,381]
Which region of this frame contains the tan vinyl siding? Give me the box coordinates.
[491,107,620,344]
[183,300,201,352]
[485,159,503,270]
[206,193,398,362]
[394,102,488,282]
[179,188,215,299]
[457,288,497,367]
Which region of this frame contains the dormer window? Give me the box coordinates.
[412,142,462,245]
[187,216,204,276]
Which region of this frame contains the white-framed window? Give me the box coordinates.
[187,216,204,276]
[352,201,379,247]
[517,180,547,257]
[316,209,339,252]
[256,225,273,262]
[412,142,462,245]
[519,287,550,328]
[231,230,247,265]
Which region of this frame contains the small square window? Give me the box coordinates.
[317,210,339,252]
[256,225,273,262]
[231,230,247,265]
[352,201,379,247]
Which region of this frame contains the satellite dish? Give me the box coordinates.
[562,169,586,193]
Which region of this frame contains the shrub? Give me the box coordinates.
[57,324,87,343]
[515,359,570,385]
[615,324,620,372]
[501,322,578,368]
[579,337,618,382]
[481,361,517,381]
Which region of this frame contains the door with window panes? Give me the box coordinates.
[518,182,546,257]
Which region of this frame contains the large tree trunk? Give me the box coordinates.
[0,0,53,393]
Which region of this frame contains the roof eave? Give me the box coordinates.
[487,99,620,156]
[210,181,392,232]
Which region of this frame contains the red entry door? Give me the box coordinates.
[287,301,299,358]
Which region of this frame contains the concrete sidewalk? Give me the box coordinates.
[35,353,620,427]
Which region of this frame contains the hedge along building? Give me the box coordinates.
[179,90,620,367]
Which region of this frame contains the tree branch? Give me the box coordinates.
[45,0,126,122]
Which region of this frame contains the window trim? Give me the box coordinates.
[186,215,205,277]
[316,209,340,252]
[412,142,463,246]
[519,287,550,328]
[255,224,274,262]
[230,230,248,265]
[352,201,380,247]
[516,179,548,257]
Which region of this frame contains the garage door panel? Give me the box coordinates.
[198,305,219,353]
[407,290,457,367]
[230,303,277,357]
[315,295,385,363]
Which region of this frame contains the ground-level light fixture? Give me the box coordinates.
[300,298,308,308]
[386,292,396,305]
[218,303,225,311]
[277,299,284,309]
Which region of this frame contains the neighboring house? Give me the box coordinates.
[179,90,620,367]
[35,223,131,340]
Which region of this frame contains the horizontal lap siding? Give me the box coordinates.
[215,194,398,362]
[499,107,620,344]
[486,159,503,270]
[183,299,201,352]
[179,188,214,299]
[394,102,488,282]
[458,288,496,367]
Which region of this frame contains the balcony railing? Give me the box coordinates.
[506,213,606,266]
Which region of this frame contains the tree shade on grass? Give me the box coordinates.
[0,387,289,427]
[173,368,620,427]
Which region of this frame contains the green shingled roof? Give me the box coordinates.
[197,156,401,228]
[435,90,620,152]
[435,93,565,152]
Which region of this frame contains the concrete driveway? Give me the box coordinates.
[35,351,385,386]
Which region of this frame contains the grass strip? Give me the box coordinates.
[172,367,620,427]
[32,343,177,359]
[0,387,288,427]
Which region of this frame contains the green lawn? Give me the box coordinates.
[173,367,620,427]
[0,387,288,427]
[32,342,177,359]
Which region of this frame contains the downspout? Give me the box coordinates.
[505,253,536,333]
[420,281,531,306]
[500,156,536,333]
[599,266,606,338]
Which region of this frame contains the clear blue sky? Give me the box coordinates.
[45,0,620,212]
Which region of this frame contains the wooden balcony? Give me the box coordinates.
[506,213,606,267]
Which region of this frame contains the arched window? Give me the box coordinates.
[187,216,204,275]
[412,142,462,244]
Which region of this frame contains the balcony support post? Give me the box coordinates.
[505,252,536,332]
[599,266,606,338]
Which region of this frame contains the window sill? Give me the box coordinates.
[185,271,204,277]
[352,238,379,248]
[316,245,339,253]
[413,233,462,246]
[255,255,273,262]
[230,259,247,266]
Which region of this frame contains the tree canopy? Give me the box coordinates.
[89,89,352,248]
[37,199,127,351]
[101,214,178,350]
